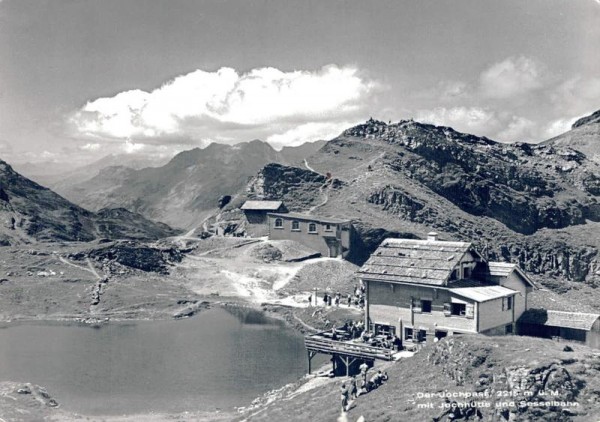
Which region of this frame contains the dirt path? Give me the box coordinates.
[58,256,102,280]
[308,181,331,214]
[304,158,317,173]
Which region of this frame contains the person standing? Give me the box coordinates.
[359,361,369,384]
[349,377,358,400]
[347,294,352,307]
[340,383,349,412]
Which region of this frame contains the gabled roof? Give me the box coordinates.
[519,309,600,331]
[487,262,536,288]
[357,238,474,286]
[450,285,517,303]
[267,212,350,224]
[241,200,283,211]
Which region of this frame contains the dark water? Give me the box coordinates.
[0,307,319,416]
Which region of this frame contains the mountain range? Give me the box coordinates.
[0,159,178,245]
[48,139,326,228]
[2,108,599,286]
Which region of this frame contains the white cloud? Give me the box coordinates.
[416,106,540,142]
[266,121,355,149]
[496,116,537,142]
[80,142,101,151]
[479,56,547,99]
[122,139,145,154]
[543,118,578,139]
[69,65,376,146]
[417,106,501,137]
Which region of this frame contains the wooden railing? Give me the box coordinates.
[304,333,394,361]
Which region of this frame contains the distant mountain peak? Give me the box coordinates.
[572,109,600,129]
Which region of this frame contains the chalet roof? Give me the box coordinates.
[267,212,350,224]
[519,309,600,331]
[449,285,517,303]
[241,200,283,211]
[357,238,473,286]
[487,262,537,288]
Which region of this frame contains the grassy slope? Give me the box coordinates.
[239,335,600,422]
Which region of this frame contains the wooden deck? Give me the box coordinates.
[304,332,394,375]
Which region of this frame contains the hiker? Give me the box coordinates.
[323,293,328,305]
[328,295,332,306]
[340,383,349,412]
[359,361,369,383]
[349,378,358,400]
[347,294,352,307]
[371,370,383,388]
[334,295,340,307]
[308,294,312,306]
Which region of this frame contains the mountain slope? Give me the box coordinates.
[236,119,600,285]
[54,140,327,229]
[545,109,600,163]
[0,160,177,245]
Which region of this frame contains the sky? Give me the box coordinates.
[0,0,599,168]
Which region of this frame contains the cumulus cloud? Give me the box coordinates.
[417,106,501,137]
[416,106,539,142]
[479,56,547,99]
[265,121,356,149]
[68,65,376,147]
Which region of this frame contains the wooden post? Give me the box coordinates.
[307,350,316,374]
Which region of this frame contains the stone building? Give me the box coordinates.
[240,200,287,236]
[267,212,354,258]
[357,233,536,346]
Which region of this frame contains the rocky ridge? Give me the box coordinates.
[234,117,600,286]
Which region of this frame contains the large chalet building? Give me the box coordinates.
[358,233,536,345]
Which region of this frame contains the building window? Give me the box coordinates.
[463,267,471,278]
[451,303,466,316]
[404,327,413,341]
[291,221,300,231]
[421,299,432,313]
[324,224,333,232]
[274,218,283,229]
[502,296,513,311]
[308,223,317,233]
[505,324,513,334]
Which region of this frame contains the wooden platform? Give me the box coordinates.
[304,332,394,375]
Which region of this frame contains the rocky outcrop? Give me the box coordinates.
[245,163,344,210]
[427,337,597,421]
[0,159,178,244]
[367,185,426,220]
[572,109,600,129]
[70,241,183,274]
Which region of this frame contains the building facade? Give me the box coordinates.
[241,200,287,236]
[267,212,353,258]
[358,233,535,345]
[518,309,600,349]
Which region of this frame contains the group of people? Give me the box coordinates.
[360,331,403,351]
[334,320,365,340]
[340,362,389,412]
[308,285,366,309]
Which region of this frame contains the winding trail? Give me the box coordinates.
[304,158,317,173]
[308,181,331,214]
